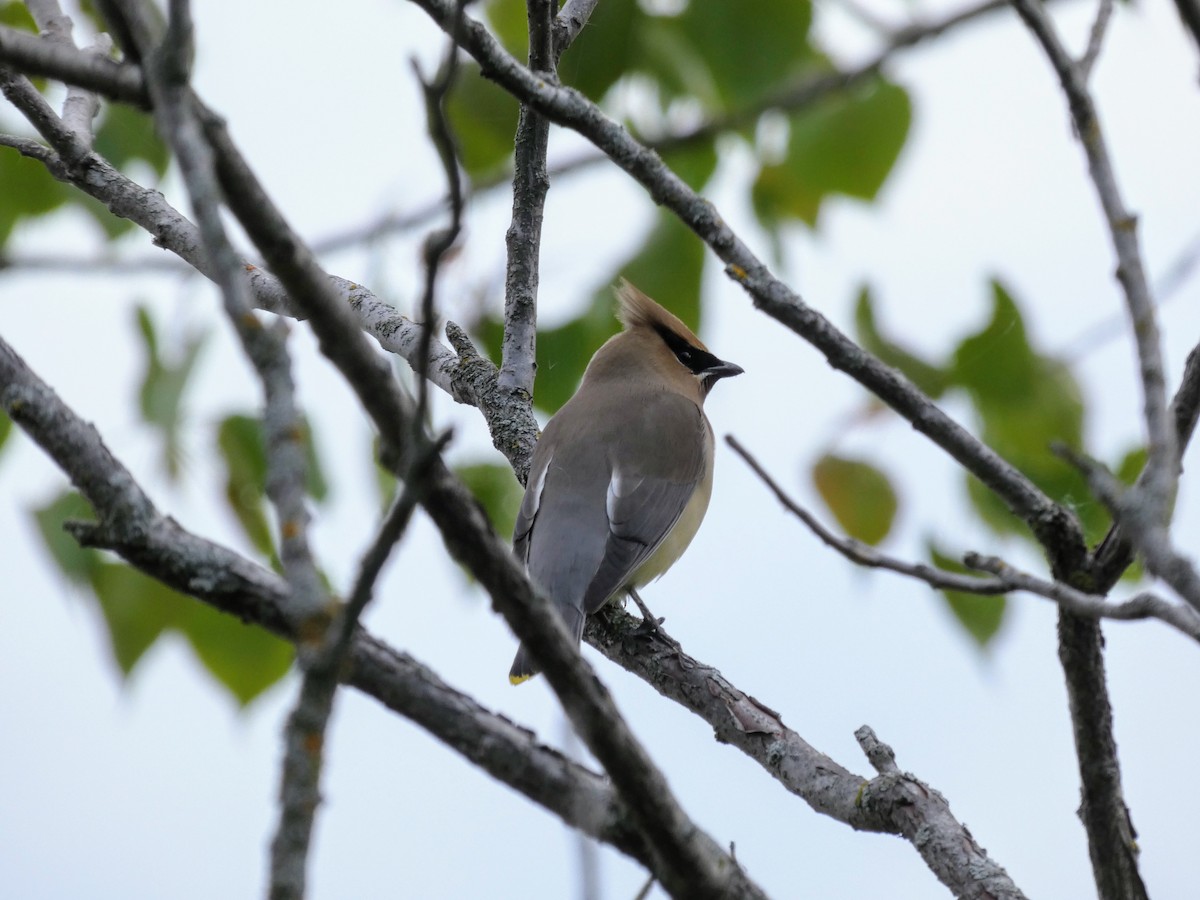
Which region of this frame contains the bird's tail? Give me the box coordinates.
[508,605,586,685]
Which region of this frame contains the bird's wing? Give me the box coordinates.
[512,443,552,566]
[581,394,708,614]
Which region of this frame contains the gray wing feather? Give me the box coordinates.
[581,395,707,613]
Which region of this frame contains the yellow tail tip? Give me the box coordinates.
[509,672,534,686]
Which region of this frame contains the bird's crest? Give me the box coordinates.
[615,279,708,351]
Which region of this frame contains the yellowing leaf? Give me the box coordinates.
[812,454,898,546]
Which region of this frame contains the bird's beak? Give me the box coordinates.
[702,359,744,381]
[699,359,743,397]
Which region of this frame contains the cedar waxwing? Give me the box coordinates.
[509,280,743,684]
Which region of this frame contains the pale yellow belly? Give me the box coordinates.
[630,463,713,588]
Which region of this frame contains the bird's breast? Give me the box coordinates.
[629,449,714,588]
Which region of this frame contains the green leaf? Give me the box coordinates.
[752,78,911,228]
[135,305,207,480]
[1114,445,1148,581]
[812,454,898,546]
[929,542,1006,647]
[0,147,70,248]
[32,491,100,584]
[661,138,719,192]
[558,0,640,100]
[481,0,528,57]
[301,418,330,503]
[854,285,949,398]
[0,1,36,31]
[1115,445,1148,485]
[215,413,329,556]
[480,210,706,414]
[30,489,291,702]
[0,408,12,460]
[675,0,812,109]
[445,62,521,179]
[216,414,275,558]
[177,602,294,706]
[950,280,1103,540]
[94,104,170,176]
[89,562,192,675]
[455,461,524,538]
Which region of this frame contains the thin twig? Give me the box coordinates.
[1060,444,1200,615]
[409,0,1087,570]
[0,21,146,103]
[119,2,338,897]
[0,131,56,162]
[965,554,1200,640]
[0,331,662,867]
[1079,0,1115,80]
[412,3,466,430]
[553,0,602,57]
[1013,0,1175,539]
[727,434,1008,595]
[188,84,764,900]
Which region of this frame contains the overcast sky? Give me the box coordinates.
[3,0,1200,898]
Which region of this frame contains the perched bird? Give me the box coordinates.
[509,280,743,684]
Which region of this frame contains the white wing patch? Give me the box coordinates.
[526,450,552,519]
[605,469,644,525]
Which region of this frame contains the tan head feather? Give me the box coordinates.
[615,279,708,351]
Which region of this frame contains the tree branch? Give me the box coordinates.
[497,0,554,399]
[1012,0,1174,544]
[404,0,1087,572]
[411,19,466,427]
[0,331,658,871]
[0,22,145,105]
[0,33,540,478]
[585,609,1027,900]
[965,554,1200,640]
[191,94,764,900]
[727,434,1010,595]
[729,434,1200,641]
[114,1,336,894]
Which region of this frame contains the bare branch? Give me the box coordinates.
[498,0,554,399]
[1062,445,1200,616]
[553,0,602,57]
[1094,341,1200,584]
[730,434,1200,641]
[412,12,466,429]
[60,33,111,142]
[191,95,763,900]
[0,42,539,479]
[727,434,1009,594]
[1169,0,1200,59]
[0,130,55,161]
[586,610,1027,900]
[966,554,1200,640]
[405,0,1087,572]
[0,22,146,105]
[117,0,337,893]
[1079,0,1115,80]
[1012,0,1174,543]
[0,332,658,867]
